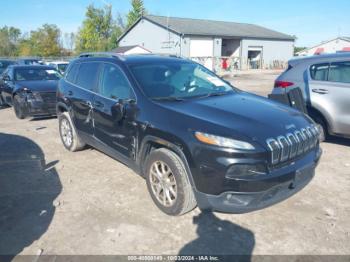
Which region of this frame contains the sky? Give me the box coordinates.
[0,0,350,47]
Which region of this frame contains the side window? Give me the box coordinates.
[328,61,350,84]
[66,63,79,83]
[310,63,329,81]
[98,63,133,100]
[76,62,100,91]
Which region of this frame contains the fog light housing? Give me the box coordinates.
[225,164,267,179]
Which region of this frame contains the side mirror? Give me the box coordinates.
[3,75,10,82]
[111,99,125,122]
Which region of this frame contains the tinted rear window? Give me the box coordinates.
[75,62,100,91]
[310,63,329,81]
[66,63,79,83]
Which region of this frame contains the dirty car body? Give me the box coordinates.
[57,54,322,215]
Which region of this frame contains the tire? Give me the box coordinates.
[145,148,197,216]
[313,116,327,142]
[13,95,26,119]
[58,112,86,152]
[0,93,5,108]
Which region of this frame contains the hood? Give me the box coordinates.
[16,80,58,93]
[157,92,313,143]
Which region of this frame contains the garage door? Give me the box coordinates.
[190,39,214,57]
[190,39,214,70]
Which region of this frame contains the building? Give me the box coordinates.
[111,45,151,55]
[117,15,295,70]
[296,37,350,56]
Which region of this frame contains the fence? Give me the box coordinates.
[190,56,288,74]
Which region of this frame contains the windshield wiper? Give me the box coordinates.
[195,92,229,99]
[152,97,184,102]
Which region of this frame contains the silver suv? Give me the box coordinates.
[271,53,350,140]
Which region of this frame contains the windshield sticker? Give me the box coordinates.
[207,77,226,87]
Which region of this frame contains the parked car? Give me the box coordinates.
[57,53,322,216]
[0,65,60,118]
[16,58,44,65]
[271,53,350,141]
[48,61,69,74]
[0,59,15,75]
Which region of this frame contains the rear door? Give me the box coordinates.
[93,62,137,159]
[69,62,101,136]
[309,61,350,135]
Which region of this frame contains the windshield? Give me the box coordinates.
[129,61,235,100]
[14,68,61,81]
[23,60,44,65]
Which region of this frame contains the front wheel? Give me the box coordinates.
[313,116,327,142]
[13,95,26,119]
[58,112,86,152]
[145,148,197,216]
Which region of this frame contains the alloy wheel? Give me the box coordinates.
[149,161,177,207]
[60,118,73,147]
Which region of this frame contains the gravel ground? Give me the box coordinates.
[0,70,349,258]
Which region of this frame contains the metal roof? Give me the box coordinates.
[289,52,350,66]
[112,45,139,53]
[143,15,295,40]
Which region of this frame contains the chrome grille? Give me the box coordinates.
[267,125,319,165]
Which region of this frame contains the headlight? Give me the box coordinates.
[27,91,43,102]
[194,132,255,150]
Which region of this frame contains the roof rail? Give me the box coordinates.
[78,52,125,60]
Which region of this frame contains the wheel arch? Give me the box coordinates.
[307,105,331,134]
[138,135,197,191]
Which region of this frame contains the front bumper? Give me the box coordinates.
[26,100,57,117]
[193,148,322,213]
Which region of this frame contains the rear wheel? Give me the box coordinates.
[13,95,26,119]
[145,148,197,216]
[59,112,86,152]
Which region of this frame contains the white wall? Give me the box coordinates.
[119,19,183,55]
[241,38,294,69]
[124,46,151,55]
[298,38,350,56]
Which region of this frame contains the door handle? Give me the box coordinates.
[94,100,104,108]
[312,89,329,94]
[68,90,73,96]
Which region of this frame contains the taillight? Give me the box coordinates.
[274,80,294,88]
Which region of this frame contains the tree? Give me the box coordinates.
[294,46,307,55]
[75,4,122,52]
[126,0,146,28]
[0,26,21,56]
[18,24,63,57]
[64,32,76,52]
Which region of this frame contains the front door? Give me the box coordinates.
[93,62,137,159]
[310,61,350,135]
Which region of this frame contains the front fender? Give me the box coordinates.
[138,135,198,191]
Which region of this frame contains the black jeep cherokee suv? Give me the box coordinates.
[57,53,322,216]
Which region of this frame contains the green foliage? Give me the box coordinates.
[0,0,147,57]
[28,24,62,56]
[0,26,21,57]
[294,46,307,55]
[127,0,146,29]
[75,5,122,53]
